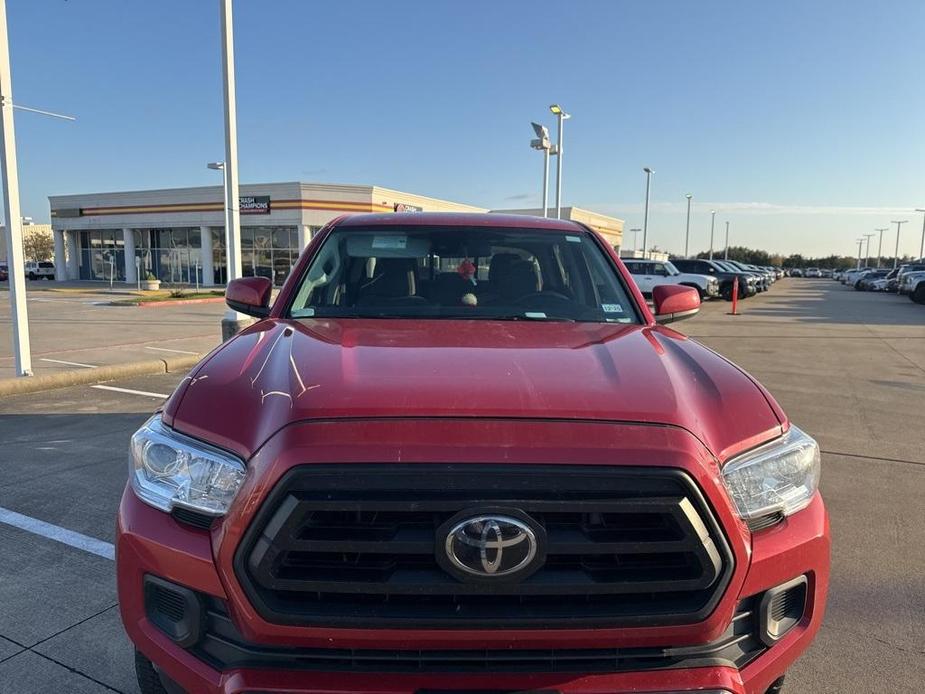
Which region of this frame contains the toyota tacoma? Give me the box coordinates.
[118,212,829,694]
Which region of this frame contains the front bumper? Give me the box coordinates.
[117,421,829,694]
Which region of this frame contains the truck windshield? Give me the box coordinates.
[288,226,639,323]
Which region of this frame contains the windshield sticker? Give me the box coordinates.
[566,235,582,243]
[601,303,624,313]
[371,235,408,250]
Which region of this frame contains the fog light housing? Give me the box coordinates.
[143,575,204,648]
[759,575,808,646]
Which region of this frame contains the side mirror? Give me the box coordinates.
[226,276,272,318]
[653,284,700,324]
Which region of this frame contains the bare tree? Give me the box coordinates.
[22,227,54,262]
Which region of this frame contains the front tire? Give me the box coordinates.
[28,272,36,280]
[912,284,925,304]
[134,650,169,694]
[680,283,705,300]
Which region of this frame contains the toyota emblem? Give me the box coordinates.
[440,512,544,581]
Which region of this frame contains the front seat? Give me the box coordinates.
[356,259,427,306]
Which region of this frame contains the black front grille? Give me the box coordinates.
[234,465,733,629]
[192,595,764,673]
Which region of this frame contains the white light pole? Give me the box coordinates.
[207,161,229,268]
[530,122,554,218]
[856,239,864,269]
[0,0,31,376]
[549,104,569,219]
[708,210,716,260]
[915,209,925,260]
[874,227,888,268]
[724,221,731,260]
[683,193,693,257]
[890,220,908,268]
[629,227,641,254]
[219,0,245,339]
[862,233,875,267]
[641,167,653,258]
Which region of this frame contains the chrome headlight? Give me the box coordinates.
[130,414,246,516]
[721,426,820,521]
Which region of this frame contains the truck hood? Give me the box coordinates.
[166,318,783,461]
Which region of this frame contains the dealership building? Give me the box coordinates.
[48,182,623,285]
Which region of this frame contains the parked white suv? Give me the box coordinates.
[25,261,55,280]
[622,259,720,299]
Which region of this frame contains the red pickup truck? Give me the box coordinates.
[118,213,829,694]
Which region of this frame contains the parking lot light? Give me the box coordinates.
[890,220,908,268]
[709,210,716,260]
[549,104,570,219]
[629,227,641,253]
[642,168,653,258]
[856,238,864,269]
[724,221,731,261]
[684,194,693,257]
[530,122,552,218]
[862,233,875,267]
[0,0,32,377]
[915,209,925,261]
[874,227,888,268]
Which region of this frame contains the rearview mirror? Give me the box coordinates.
[653,284,700,324]
[226,276,272,318]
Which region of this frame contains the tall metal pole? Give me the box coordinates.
[724,221,730,260]
[683,194,692,257]
[220,0,245,338]
[862,233,875,267]
[554,112,564,219]
[629,228,641,254]
[856,239,863,269]
[915,209,925,260]
[0,0,32,377]
[541,147,549,218]
[890,220,908,269]
[642,168,653,258]
[708,210,716,260]
[874,227,888,268]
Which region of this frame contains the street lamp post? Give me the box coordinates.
[683,194,693,257]
[549,104,570,219]
[874,227,888,268]
[207,161,229,272]
[856,239,864,269]
[862,233,875,267]
[890,220,908,268]
[708,210,716,260]
[0,0,31,376]
[530,122,554,218]
[219,0,245,340]
[915,209,925,261]
[642,167,653,259]
[724,221,731,260]
[629,227,641,254]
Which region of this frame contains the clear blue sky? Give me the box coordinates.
[7,0,925,257]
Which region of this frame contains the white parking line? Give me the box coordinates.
[91,385,170,398]
[145,346,199,355]
[0,506,114,560]
[40,357,97,369]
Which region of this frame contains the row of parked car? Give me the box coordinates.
[834,263,925,303]
[621,257,782,301]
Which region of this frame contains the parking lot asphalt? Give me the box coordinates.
[0,285,224,379]
[0,278,922,693]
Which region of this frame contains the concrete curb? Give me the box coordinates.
[0,354,203,397]
[135,297,225,308]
